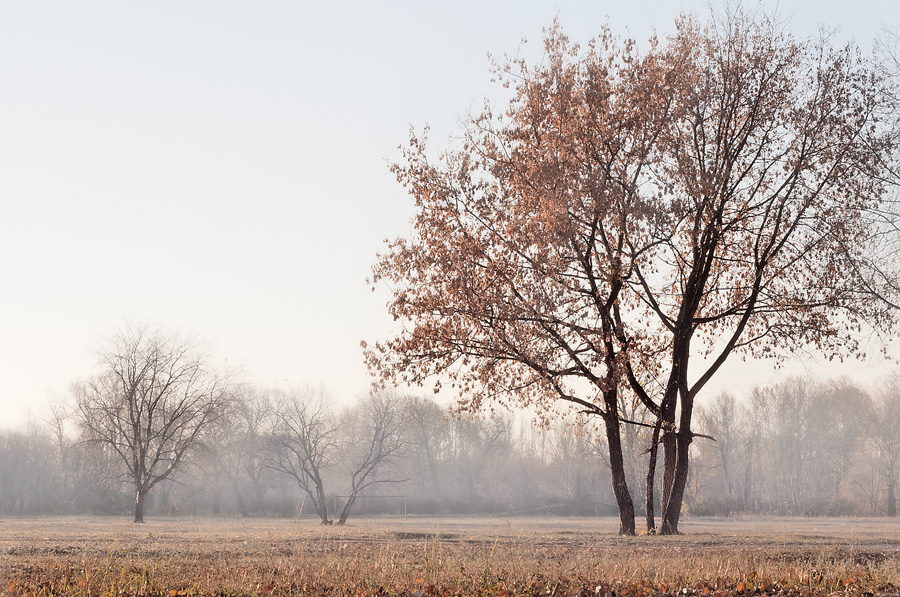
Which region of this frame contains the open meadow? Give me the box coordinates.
[1,516,899,596]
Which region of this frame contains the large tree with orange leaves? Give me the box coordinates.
[641,12,898,534]
[368,10,899,535]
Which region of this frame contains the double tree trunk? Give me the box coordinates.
[661,431,692,534]
[659,334,693,535]
[659,430,678,534]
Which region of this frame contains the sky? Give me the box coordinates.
[0,1,898,429]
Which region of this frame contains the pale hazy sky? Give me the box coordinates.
[0,1,897,428]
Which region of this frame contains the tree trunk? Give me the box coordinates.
[232,478,250,517]
[309,481,330,524]
[742,439,753,512]
[134,489,146,523]
[337,493,357,525]
[251,476,267,514]
[888,477,897,517]
[661,380,695,534]
[602,394,635,536]
[721,450,733,498]
[645,417,662,532]
[661,431,692,534]
[659,395,678,534]
[424,443,444,505]
[660,331,694,535]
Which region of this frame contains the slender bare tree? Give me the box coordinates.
[871,379,900,516]
[72,326,230,522]
[335,390,409,525]
[202,385,275,516]
[269,387,338,524]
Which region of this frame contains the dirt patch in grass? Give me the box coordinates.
[1,516,899,596]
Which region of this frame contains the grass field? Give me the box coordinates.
[2,515,899,596]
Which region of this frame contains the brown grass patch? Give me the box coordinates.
[1,516,899,596]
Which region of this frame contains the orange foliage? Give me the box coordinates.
[368,10,899,535]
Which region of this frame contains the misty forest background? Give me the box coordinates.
[4,10,900,526]
[1,372,899,520]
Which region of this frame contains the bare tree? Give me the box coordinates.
[44,399,75,506]
[446,414,514,511]
[269,387,337,524]
[548,416,601,503]
[697,393,742,500]
[72,326,230,523]
[878,23,900,106]
[201,385,275,516]
[689,377,879,517]
[871,379,900,516]
[232,387,277,513]
[335,390,409,525]
[406,395,450,505]
[0,424,58,513]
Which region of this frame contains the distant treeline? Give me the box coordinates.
[0,375,897,518]
[690,377,900,517]
[0,387,616,519]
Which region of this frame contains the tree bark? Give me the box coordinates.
[134,489,146,523]
[645,417,662,532]
[660,335,691,535]
[659,392,678,534]
[314,480,330,524]
[661,430,692,534]
[337,494,357,526]
[602,393,635,536]
[662,378,695,534]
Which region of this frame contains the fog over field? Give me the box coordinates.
[2,370,900,521]
[2,0,900,551]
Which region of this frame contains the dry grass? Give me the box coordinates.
[1,516,899,596]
